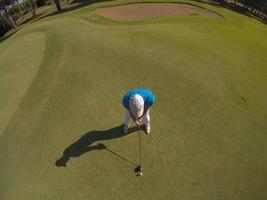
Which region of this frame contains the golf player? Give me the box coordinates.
[122,88,155,134]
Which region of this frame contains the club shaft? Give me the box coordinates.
[138,126,142,167]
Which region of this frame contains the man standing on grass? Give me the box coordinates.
[122,88,155,134]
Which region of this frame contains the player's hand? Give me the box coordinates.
[134,119,141,126]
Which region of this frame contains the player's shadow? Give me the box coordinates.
[55,124,144,167]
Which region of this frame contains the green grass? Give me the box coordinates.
[0,0,267,199]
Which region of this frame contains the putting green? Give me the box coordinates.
[0,0,267,199]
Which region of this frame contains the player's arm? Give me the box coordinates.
[138,107,148,119]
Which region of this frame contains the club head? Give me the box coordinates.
[134,165,141,173]
[134,165,142,177]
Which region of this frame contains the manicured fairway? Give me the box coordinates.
[0,0,267,199]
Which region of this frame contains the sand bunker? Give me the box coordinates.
[94,3,223,21]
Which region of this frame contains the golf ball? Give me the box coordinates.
[140,172,143,176]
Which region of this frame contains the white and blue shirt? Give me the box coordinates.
[122,88,155,109]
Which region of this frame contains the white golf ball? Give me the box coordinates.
[140,172,143,176]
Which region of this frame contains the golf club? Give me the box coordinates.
[134,124,143,176]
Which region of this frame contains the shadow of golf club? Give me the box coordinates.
[104,145,137,166]
[55,124,144,167]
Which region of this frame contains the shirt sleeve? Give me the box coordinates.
[122,95,130,109]
[145,93,155,108]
